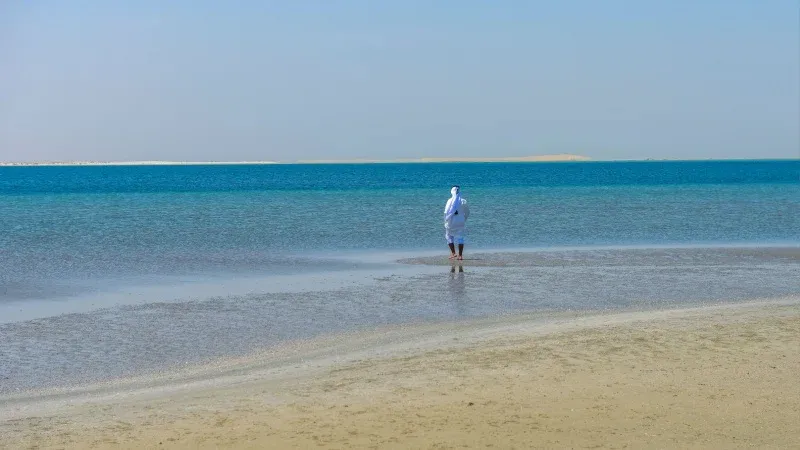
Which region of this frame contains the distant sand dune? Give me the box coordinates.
[421,154,590,162]
[296,154,590,164]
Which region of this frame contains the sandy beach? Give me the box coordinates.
[2,298,798,449]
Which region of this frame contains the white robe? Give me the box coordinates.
[444,197,469,232]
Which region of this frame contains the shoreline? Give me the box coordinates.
[1,245,797,397]
[3,243,797,326]
[2,296,799,448]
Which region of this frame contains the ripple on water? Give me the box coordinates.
[1,246,798,395]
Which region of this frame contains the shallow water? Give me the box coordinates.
[2,161,798,304]
[1,246,798,395]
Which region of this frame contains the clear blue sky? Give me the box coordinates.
[1,1,798,162]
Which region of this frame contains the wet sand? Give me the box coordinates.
[2,297,799,449]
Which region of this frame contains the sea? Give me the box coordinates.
[1,160,798,395]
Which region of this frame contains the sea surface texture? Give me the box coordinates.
[0,160,798,394]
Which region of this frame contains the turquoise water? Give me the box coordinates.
[2,160,798,300]
[0,160,798,394]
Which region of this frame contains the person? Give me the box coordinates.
[444,185,470,260]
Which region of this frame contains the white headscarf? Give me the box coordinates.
[444,186,462,221]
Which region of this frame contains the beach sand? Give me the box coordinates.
[2,299,798,449]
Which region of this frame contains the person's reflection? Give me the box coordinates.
[448,264,466,295]
[447,264,467,316]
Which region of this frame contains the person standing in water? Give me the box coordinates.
[444,185,470,260]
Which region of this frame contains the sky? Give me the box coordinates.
[1,1,798,162]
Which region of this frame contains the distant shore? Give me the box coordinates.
[2,156,797,167]
[0,160,281,167]
[295,154,591,164]
[0,155,587,166]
